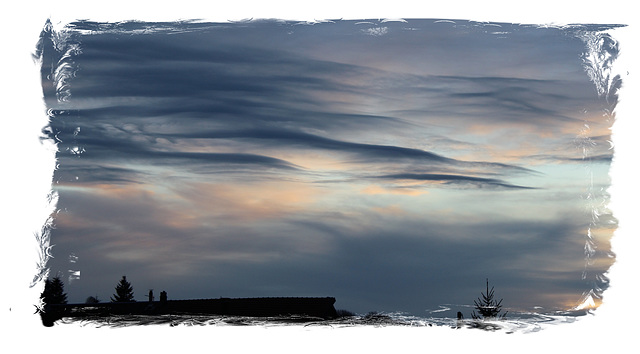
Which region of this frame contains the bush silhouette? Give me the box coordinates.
[336,309,356,317]
[111,275,135,302]
[85,295,100,304]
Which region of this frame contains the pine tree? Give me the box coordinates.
[111,275,135,302]
[40,275,68,305]
[471,278,507,320]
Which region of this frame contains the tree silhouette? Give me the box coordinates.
[111,276,135,302]
[40,275,67,305]
[471,278,507,320]
[38,275,68,327]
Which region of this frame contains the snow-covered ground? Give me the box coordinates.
[54,309,590,334]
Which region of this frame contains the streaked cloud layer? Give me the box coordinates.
[39,19,618,316]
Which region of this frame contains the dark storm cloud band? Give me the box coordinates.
[165,127,538,177]
[168,128,453,162]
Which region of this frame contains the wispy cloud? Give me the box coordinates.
[373,173,538,189]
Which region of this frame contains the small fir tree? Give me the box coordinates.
[40,275,68,305]
[111,275,135,302]
[471,278,507,320]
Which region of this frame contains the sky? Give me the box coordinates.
[34,17,620,318]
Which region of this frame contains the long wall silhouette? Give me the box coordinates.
[40,297,338,326]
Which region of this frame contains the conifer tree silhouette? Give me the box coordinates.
[40,275,67,305]
[471,278,507,320]
[111,275,135,302]
[38,275,68,327]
